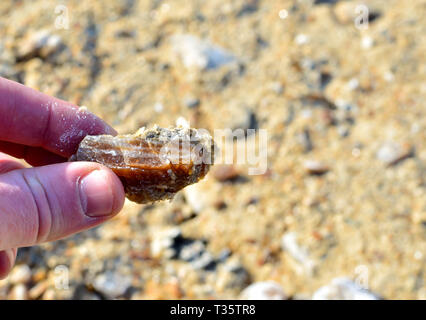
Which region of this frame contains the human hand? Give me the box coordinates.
[0,77,125,279]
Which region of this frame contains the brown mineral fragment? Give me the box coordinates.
[71,125,214,204]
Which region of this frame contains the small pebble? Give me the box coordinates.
[376,142,413,166]
[10,284,28,300]
[171,34,235,70]
[383,71,395,82]
[361,36,374,49]
[179,241,206,262]
[42,288,56,300]
[337,125,350,138]
[183,181,215,213]
[17,30,64,61]
[151,227,182,259]
[240,281,287,300]
[297,128,313,153]
[295,34,309,45]
[154,102,164,113]
[183,96,201,109]
[269,81,284,94]
[93,271,132,299]
[28,281,48,300]
[190,251,215,270]
[278,9,288,20]
[281,232,316,275]
[217,249,232,262]
[9,264,32,285]
[346,78,359,91]
[333,1,357,24]
[220,260,250,289]
[212,165,240,182]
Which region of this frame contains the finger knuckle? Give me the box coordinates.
[21,171,53,244]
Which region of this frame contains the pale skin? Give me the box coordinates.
[0,77,125,279]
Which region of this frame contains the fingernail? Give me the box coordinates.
[79,170,114,217]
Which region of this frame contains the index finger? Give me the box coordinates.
[0,77,117,157]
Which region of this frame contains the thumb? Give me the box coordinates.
[0,162,125,250]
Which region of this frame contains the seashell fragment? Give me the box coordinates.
[304,160,329,175]
[70,126,214,204]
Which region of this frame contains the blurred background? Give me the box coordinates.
[0,0,425,299]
